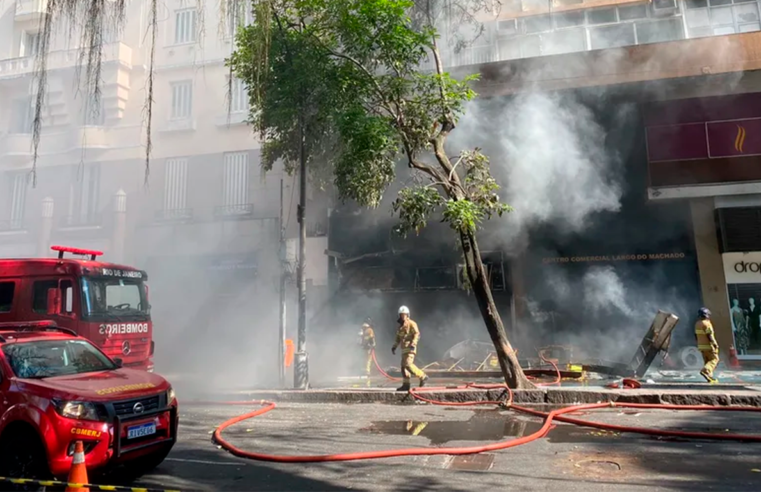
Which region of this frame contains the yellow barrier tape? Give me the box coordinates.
[0,476,181,492]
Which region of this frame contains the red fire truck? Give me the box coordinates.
[0,246,155,371]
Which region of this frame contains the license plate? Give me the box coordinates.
[127,422,156,439]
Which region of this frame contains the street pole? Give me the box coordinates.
[294,116,309,389]
[278,178,287,388]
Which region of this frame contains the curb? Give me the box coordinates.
[184,386,761,407]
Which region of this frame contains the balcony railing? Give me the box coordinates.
[213,203,254,219]
[155,208,194,222]
[0,42,132,79]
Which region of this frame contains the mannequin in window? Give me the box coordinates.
[749,298,761,351]
[731,298,749,355]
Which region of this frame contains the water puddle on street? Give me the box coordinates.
[358,409,613,445]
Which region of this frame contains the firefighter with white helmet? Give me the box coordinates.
[391,305,428,391]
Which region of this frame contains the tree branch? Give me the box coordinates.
[307,33,398,120]
[448,154,464,181]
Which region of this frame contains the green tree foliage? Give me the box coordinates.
[230,0,533,388]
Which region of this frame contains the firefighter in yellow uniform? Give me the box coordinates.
[360,320,376,377]
[695,307,720,384]
[391,306,429,391]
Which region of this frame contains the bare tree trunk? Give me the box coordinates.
[460,229,535,389]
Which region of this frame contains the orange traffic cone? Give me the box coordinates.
[729,346,741,369]
[65,441,89,492]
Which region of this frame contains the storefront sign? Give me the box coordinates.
[542,253,686,264]
[723,252,761,284]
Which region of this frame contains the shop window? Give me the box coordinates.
[726,284,761,355]
[0,282,15,313]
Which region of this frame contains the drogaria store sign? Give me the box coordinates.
[723,252,761,284]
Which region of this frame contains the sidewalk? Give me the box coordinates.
[180,383,761,406]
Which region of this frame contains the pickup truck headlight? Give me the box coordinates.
[166,386,176,404]
[52,400,104,422]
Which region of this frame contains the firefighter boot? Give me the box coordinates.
[700,369,718,384]
[419,376,429,387]
[397,382,411,392]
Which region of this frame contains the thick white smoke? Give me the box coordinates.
[582,266,635,318]
[498,92,623,232]
[450,91,626,249]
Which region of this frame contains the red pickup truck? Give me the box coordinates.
[0,321,178,481]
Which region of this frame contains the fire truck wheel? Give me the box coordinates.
[131,444,173,474]
[0,424,51,491]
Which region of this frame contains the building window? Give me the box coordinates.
[0,282,14,313]
[554,11,585,29]
[230,78,248,113]
[222,152,250,210]
[21,31,41,57]
[10,97,34,135]
[590,24,636,49]
[523,15,551,34]
[542,28,587,55]
[66,164,101,226]
[170,81,193,119]
[163,158,189,214]
[587,8,618,25]
[685,0,760,37]
[636,17,685,44]
[174,9,197,44]
[619,4,649,21]
[8,173,27,231]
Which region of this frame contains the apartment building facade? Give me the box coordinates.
[0,0,329,380]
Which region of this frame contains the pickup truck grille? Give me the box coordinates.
[113,395,160,417]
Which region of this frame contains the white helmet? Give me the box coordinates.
[398,305,410,315]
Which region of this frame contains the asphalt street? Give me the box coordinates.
[102,401,761,491]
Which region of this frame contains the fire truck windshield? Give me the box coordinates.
[81,277,149,320]
[3,339,117,378]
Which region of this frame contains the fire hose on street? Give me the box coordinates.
[211,349,761,463]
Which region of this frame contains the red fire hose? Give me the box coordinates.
[211,350,761,463]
